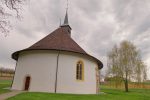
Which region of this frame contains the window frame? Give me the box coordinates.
[76,60,84,81]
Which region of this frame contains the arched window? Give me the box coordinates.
[76,60,84,81]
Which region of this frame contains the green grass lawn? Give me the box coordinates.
[7,86,150,100]
[0,80,149,100]
[0,79,12,94]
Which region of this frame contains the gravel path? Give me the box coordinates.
[0,91,24,100]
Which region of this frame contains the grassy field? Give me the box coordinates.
[0,79,12,94]
[0,79,149,100]
[7,86,150,100]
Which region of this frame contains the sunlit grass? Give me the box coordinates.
[7,85,150,100]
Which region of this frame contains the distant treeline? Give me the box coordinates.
[0,67,15,77]
[102,76,150,89]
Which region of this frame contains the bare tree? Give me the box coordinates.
[107,40,147,92]
[0,0,26,36]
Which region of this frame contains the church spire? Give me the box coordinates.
[63,0,69,25]
[63,11,69,25]
[61,0,72,35]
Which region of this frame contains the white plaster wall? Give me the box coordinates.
[57,52,97,94]
[12,50,98,94]
[12,50,58,92]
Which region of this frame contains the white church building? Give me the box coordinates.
[11,12,103,94]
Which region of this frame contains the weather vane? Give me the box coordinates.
[66,0,69,11]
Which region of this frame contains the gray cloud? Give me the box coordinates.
[73,0,102,19]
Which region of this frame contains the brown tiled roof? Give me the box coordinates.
[12,27,103,69]
[27,27,87,54]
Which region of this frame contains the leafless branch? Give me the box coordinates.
[0,0,26,36]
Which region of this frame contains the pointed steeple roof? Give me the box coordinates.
[61,10,72,35]
[63,11,69,25]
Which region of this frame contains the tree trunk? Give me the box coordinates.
[124,79,128,92]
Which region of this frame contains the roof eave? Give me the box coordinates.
[12,49,103,69]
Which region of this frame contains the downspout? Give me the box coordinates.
[55,51,60,93]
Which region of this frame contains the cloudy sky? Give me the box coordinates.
[0,0,150,79]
